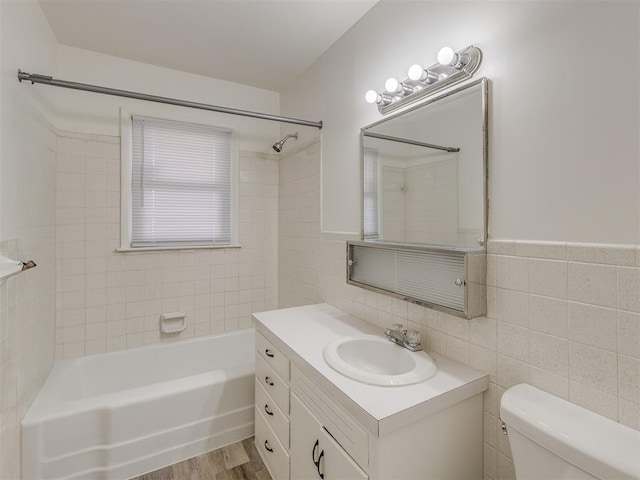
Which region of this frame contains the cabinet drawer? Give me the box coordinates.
[255,378,290,448]
[255,408,290,480]
[257,332,290,381]
[256,354,290,414]
[292,367,369,469]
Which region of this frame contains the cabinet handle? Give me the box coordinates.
[264,404,274,416]
[265,348,274,358]
[312,440,324,479]
[316,450,325,479]
[264,376,274,386]
[264,440,273,453]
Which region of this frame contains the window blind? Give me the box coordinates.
[131,116,232,247]
[349,244,466,312]
[363,148,379,239]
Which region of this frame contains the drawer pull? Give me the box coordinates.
[312,440,325,479]
[264,440,273,453]
[265,348,275,358]
[264,376,274,386]
[264,404,274,416]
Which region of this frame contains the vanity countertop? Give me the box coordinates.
[252,303,488,437]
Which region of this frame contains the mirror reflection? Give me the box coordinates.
[362,80,487,248]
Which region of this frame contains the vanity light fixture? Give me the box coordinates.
[366,44,482,114]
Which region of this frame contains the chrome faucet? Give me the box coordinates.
[384,323,422,352]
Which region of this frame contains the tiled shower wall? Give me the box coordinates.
[279,140,640,480]
[55,130,278,359]
[0,127,57,479]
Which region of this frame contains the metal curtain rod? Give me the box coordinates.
[17,69,323,129]
[363,131,459,153]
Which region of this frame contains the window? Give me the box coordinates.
[363,148,379,240]
[127,115,233,248]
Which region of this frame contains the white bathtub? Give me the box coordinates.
[22,329,255,480]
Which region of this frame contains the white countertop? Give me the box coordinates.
[252,303,488,436]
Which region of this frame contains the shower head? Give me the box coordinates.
[272,132,298,153]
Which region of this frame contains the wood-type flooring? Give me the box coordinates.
[131,437,272,480]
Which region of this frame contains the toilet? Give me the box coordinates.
[500,383,640,480]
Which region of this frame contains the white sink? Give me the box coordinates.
[323,335,438,386]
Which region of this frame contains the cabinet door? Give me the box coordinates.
[291,393,368,480]
[319,426,368,480]
[291,393,323,480]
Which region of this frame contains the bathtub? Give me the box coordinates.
[22,329,255,480]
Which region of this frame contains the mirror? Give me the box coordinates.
[361,79,487,248]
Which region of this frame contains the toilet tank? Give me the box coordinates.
[500,384,640,480]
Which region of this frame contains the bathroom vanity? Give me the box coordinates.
[252,303,488,480]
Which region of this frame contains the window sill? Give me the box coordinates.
[115,244,242,253]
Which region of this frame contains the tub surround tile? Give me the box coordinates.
[618,398,640,430]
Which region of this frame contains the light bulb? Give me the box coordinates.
[384,77,400,93]
[437,46,456,66]
[407,64,425,81]
[365,90,379,104]
[407,64,439,84]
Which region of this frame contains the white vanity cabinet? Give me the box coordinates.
[253,304,489,480]
[254,332,291,479]
[290,393,367,480]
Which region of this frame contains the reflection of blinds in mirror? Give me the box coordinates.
[363,148,379,239]
[350,244,465,312]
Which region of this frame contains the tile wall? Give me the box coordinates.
[279,140,640,480]
[0,127,57,479]
[55,130,278,358]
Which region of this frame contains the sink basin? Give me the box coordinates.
[323,335,438,386]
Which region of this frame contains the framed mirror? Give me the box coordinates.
[361,78,488,249]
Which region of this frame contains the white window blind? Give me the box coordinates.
[349,244,466,312]
[363,148,379,239]
[131,116,232,247]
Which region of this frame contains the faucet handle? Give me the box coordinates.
[392,323,405,332]
[406,329,421,346]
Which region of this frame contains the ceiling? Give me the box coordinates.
[40,0,378,92]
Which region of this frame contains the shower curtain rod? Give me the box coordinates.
[363,131,459,153]
[17,69,323,129]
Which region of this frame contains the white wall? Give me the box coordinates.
[280,1,640,244]
[54,45,281,152]
[0,1,58,478]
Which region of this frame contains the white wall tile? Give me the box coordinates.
[618,355,640,404]
[529,331,568,377]
[569,381,618,421]
[618,311,640,359]
[568,262,617,308]
[528,295,568,337]
[617,267,640,313]
[496,256,528,292]
[567,243,637,266]
[569,342,618,395]
[568,302,617,351]
[528,259,567,299]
